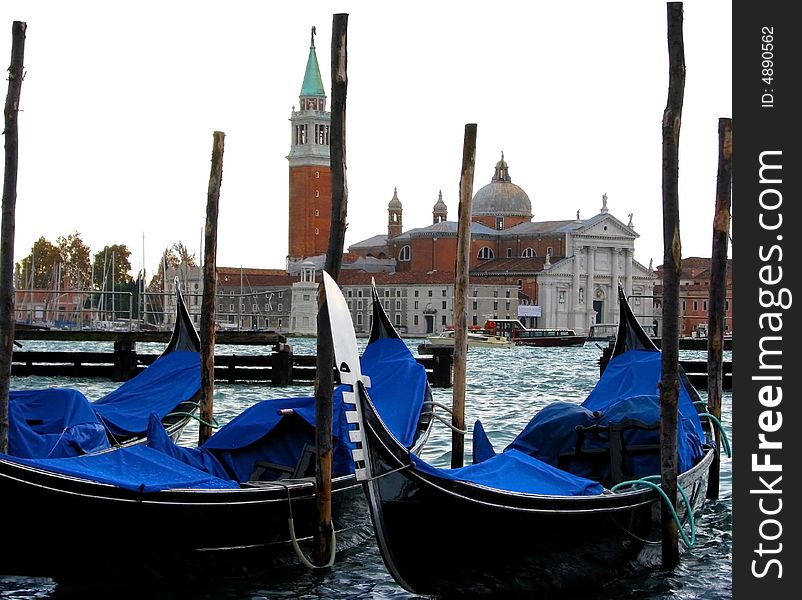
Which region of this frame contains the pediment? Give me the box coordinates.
[573,213,636,241]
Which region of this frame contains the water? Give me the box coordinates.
[2,338,732,599]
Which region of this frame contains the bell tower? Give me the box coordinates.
[287,26,332,265]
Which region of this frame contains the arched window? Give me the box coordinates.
[399,245,411,261]
[521,247,536,258]
[478,247,495,260]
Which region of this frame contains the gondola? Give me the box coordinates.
[327,274,719,597]
[0,279,434,580]
[7,280,202,458]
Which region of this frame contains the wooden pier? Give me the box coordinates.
[11,330,453,388]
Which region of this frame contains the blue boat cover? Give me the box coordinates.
[4,445,238,492]
[422,349,705,495]
[360,336,428,448]
[92,351,200,439]
[410,449,605,496]
[8,388,110,458]
[147,395,356,482]
[582,350,704,439]
[3,331,427,492]
[144,335,430,483]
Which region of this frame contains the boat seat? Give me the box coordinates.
[558,419,661,486]
[248,443,317,481]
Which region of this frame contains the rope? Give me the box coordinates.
[282,482,336,569]
[699,412,732,458]
[611,474,696,548]
[424,400,468,434]
[255,479,337,569]
[166,411,220,429]
[46,428,70,458]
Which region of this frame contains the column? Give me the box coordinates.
[610,247,620,324]
[624,247,633,299]
[586,245,596,330]
[572,246,582,330]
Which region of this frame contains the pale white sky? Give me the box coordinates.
[1,0,731,279]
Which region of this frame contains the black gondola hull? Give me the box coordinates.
[359,398,712,596]
[0,459,369,579]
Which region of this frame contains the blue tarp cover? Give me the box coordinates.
[147,395,356,482]
[5,332,427,492]
[582,350,703,439]
[145,335,429,483]
[4,445,238,492]
[360,336,428,448]
[92,351,200,438]
[8,388,110,458]
[428,349,705,495]
[411,449,605,496]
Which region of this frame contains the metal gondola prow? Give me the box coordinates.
[322,271,372,482]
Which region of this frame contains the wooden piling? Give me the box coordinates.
[0,21,27,454]
[659,2,685,569]
[198,131,224,445]
[706,117,732,499]
[451,123,477,469]
[313,13,348,568]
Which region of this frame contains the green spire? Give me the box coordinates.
[300,26,326,97]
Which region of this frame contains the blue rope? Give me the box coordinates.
[699,412,732,458]
[611,474,696,548]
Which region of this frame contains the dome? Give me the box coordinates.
[471,154,532,218]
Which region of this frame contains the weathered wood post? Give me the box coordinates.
[0,21,27,454]
[198,131,224,445]
[706,117,732,499]
[270,342,294,386]
[313,13,348,567]
[659,1,685,569]
[451,123,477,469]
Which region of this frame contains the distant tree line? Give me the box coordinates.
[14,232,197,321]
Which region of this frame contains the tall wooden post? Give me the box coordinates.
[0,21,27,454]
[706,118,732,499]
[313,12,348,567]
[451,123,477,469]
[198,131,224,445]
[659,2,685,569]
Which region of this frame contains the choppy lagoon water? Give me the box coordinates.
[2,338,732,599]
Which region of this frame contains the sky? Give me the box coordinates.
[1,0,732,280]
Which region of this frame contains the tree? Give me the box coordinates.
[14,237,60,290]
[144,242,197,324]
[92,244,134,320]
[57,232,92,290]
[146,242,196,292]
[92,244,133,291]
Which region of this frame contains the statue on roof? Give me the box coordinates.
[311,26,316,46]
[601,193,609,213]
[627,212,634,227]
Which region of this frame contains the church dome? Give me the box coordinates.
[472,153,532,218]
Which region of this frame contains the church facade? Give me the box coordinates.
[347,155,656,335]
[279,30,657,337]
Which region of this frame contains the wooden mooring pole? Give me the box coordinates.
[706,118,732,499]
[451,123,477,469]
[313,13,348,568]
[659,2,685,570]
[0,21,26,454]
[198,131,224,445]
